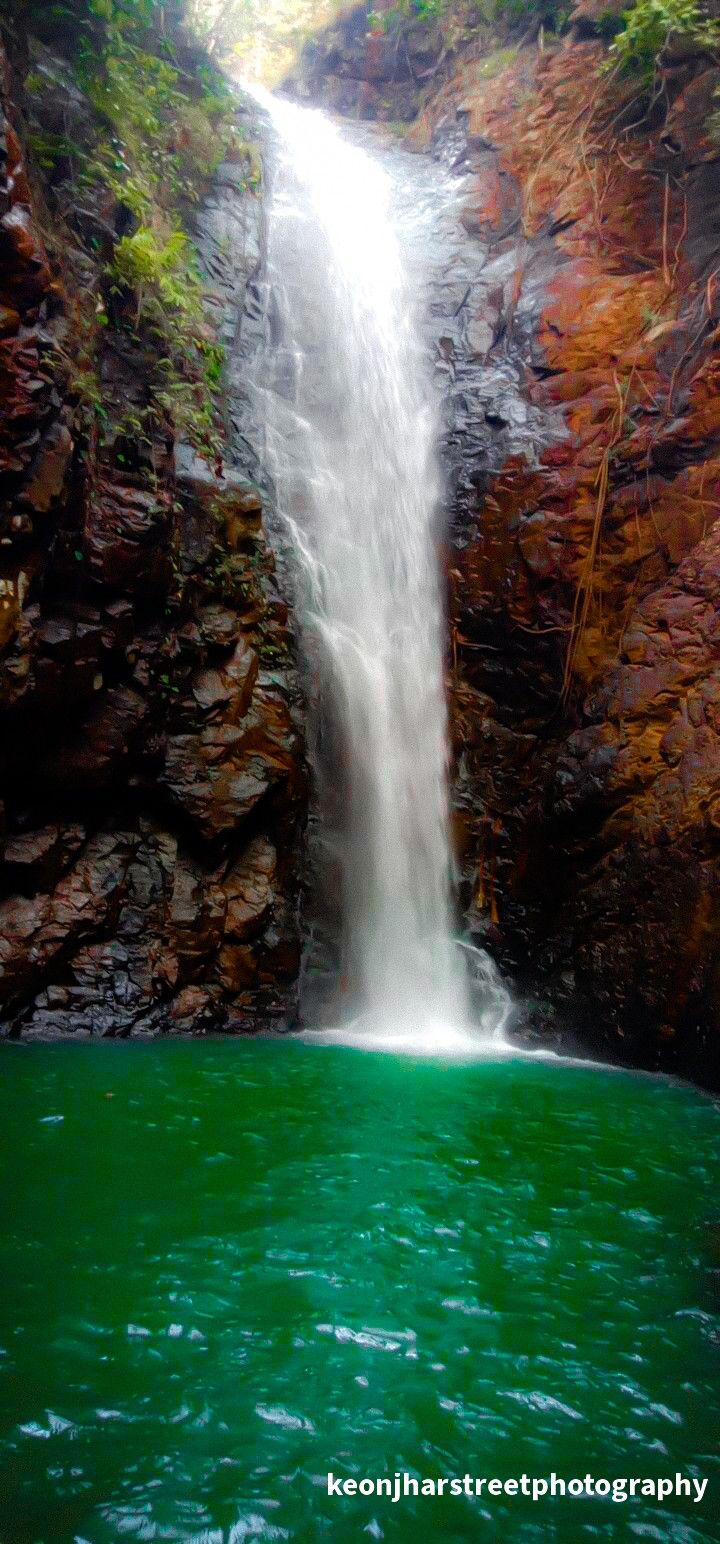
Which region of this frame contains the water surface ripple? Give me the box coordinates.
[1,1042,719,1542]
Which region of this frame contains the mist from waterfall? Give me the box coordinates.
[255,90,510,1047]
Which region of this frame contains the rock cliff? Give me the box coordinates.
[4,0,720,1082]
[0,7,306,1038]
[292,3,720,1082]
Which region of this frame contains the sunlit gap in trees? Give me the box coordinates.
[183,0,360,84]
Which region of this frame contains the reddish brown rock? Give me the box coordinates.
[2,823,86,892]
[215,943,258,992]
[223,836,276,941]
[0,207,52,300]
[165,858,227,980]
[405,34,720,1079]
[0,833,133,1012]
[197,605,243,650]
[161,690,299,842]
[169,985,217,1032]
[190,639,258,723]
[0,33,306,1042]
[20,422,73,513]
[30,687,147,792]
[82,480,173,594]
[0,305,19,337]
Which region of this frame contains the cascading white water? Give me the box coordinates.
[255,90,510,1046]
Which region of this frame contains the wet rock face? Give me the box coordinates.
[285,7,720,1078]
[415,41,720,1081]
[284,1,438,121]
[0,44,306,1039]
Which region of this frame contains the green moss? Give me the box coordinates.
[474,43,519,77]
[23,0,257,463]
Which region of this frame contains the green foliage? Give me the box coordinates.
[183,0,257,60]
[24,0,254,461]
[72,367,107,413]
[710,88,720,140]
[106,218,231,456]
[388,0,444,19]
[27,129,77,171]
[607,0,720,74]
[376,0,566,38]
[213,0,357,83]
[111,227,202,319]
[76,14,242,210]
[373,0,445,25]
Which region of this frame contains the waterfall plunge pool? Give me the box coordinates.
[1,1039,719,1542]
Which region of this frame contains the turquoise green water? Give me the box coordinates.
[1,1041,719,1543]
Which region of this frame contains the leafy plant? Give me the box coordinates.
[111,228,201,320]
[23,0,256,461]
[27,129,78,171]
[607,0,720,75]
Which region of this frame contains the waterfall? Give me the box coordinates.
[254,91,510,1047]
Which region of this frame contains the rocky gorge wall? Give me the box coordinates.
[292,3,720,1083]
[3,0,720,1084]
[0,18,306,1039]
[429,41,720,1083]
